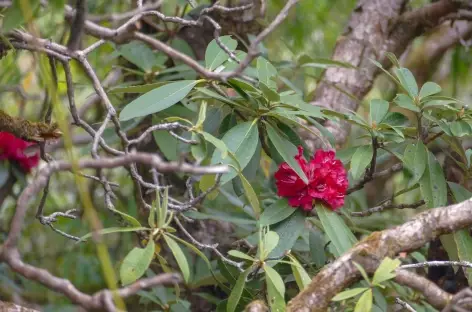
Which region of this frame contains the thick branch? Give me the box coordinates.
[288,197,472,311]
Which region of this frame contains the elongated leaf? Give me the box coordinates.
[166,232,227,290]
[354,289,373,312]
[315,204,357,256]
[370,99,389,125]
[448,182,472,286]
[419,82,442,99]
[266,267,286,312]
[228,250,256,261]
[403,141,427,185]
[264,264,285,297]
[163,234,190,283]
[394,67,418,98]
[211,121,259,185]
[420,152,447,208]
[120,80,199,121]
[288,254,311,291]
[394,94,420,112]
[372,257,401,285]
[201,131,228,158]
[309,230,327,267]
[205,36,238,71]
[109,208,143,227]
[79,226,150,242]
[266,123,308,183]
[269,210,306,258]
[109,82,169,94]
[238,172,261,218]
[226,266,252,312]
[332,288,368,301]
[350,145,373,180]
[257,57,277,89]
[301,58,356,69]
[262,231,280,259]
[120,239,155,285]
[259,199,296,227]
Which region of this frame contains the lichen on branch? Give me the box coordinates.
[0,110,62,143]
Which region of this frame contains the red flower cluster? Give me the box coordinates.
[0,132,39,173]
[274,146,348,211]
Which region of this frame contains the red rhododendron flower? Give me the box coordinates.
[0,132,39,173]
[274,146,348,211]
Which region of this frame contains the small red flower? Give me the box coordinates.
[274,146,348,211]
[0,132,39,173]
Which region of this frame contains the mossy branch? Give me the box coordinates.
[0,110,62,143]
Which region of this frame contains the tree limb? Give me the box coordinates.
[288,197,472,311]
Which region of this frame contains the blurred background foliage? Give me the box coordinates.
[0,0,472,311]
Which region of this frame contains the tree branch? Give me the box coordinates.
[288,197,472,311]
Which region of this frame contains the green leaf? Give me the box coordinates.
[191,133,207,162]
[419,82,442,99]
[419,152,447,208]
[205,36,238,71]
[211,121,259,185]
[422,99,457,110]
[350,145,374,180]
[228,250,256,261]
[262,231,280,259]
[354,289,373,312]
[158,188,169,228]
[394,67,418,98]
[2,0,40,32]
[380,112,408,127]
[266,267,286,312]
[394,94,420,112]
[120,239,155,285]
[315,204,357,257]
[301,58,356,69]
[268,210,306,258]
[163,234,190,283]
[288,254,311,291]
[79,226,150,242]
[117,41,166,72]
[201,131,228,158]
[353,262,370,283]
[309,230,327,267]
[403,141,427,185]
[109,82,169,94]
[372,257,401,285]
[259,199,296,227]
[448,182,472,286]
[109,208,143,227]
[450,121,472,137]
[332,288,368,301]
[265,123,308,183]
[306,117,335,147]
[264,264,285,297]
[260,82,280,102]
[120,80,199,121]
[370,99,389,125]
[226,266,252,312]
[257,57,278,89]
[148,197,157,228]
[238,172,261,218]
